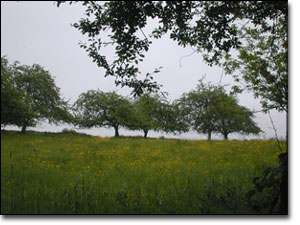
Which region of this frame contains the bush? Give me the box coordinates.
[61,128,78,135]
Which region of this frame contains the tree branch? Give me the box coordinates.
[179,48,197,68]
[268,111,283,153]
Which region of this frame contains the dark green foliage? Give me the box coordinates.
[223,15,287,113]
[129,93,188,138]
[1,57,27,128]
[129,93,166,138]
[72,90,133,137]
[1,57,70,132]
[213,93,262,140]
[176,79,261,140]
[61,128,79,135]
[246,152,287,214]
[57,1,287,96]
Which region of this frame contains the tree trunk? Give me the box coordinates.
[114,126,119,137]
[143,129,148,138]
[286,111,288,147]
[223,133,228,140]
[207,131,211,141]
[21,124,27,133]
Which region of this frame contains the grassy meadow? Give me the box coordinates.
[1,130,286,214]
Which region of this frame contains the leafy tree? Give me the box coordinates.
[213,92,261,140]
[177,80,261,140]
[222,16,287,113]
[177,91,216,141]
[73,90,132,137]
[160,100,190,135]
[129,93,164,138]
[1,58,70,133]
[129,93,188,138]
[57,1,287,96]
[1,57,27,128]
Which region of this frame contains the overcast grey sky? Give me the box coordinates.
[1,1,289,139]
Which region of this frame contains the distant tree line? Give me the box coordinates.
[1,56,261,140]
[72,90,188,138]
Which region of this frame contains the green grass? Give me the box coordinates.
[1,130,286,214]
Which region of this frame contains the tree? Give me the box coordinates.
[129,93,164,138]
[222,16,287,114]
[160,100,190,136]
[1,58,70,133]
[1,57,27,128]
[129,93,188,138]
[177,80,261,140]
[57,1,287,96]
[213,92,261,140]
[73,90,132,137]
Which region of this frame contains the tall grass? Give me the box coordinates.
[1,130,285,214]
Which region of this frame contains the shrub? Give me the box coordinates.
[61,128,78,135]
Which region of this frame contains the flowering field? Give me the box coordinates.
[1,131,286,214]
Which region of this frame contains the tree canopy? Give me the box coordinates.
[222,14,288,113]
[177,79,261,140]
[72,90,133,137]
[1,57,27,128]
[129,93,166,138]
[57,1,287,98]
[129,93,188,138]
[1,57,70,132]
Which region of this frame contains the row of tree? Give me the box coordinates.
[72,90,186,138]
[1,56,261,140]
